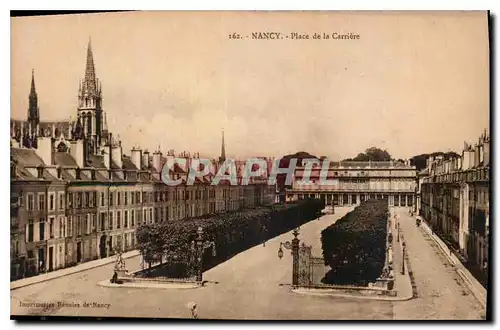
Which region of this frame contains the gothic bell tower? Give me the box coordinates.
[77,37,104,155]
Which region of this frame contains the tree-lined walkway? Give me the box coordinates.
[12,206,393,320]
[11,206,484,320]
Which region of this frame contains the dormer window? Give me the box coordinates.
[76,168,81,180]
[123,171,127,181]
[91,169,96,180]
[57,167,62,179]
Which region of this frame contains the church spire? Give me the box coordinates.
[220,129,226,162]
[30,69,36,96]
[84,37,97,95]
[27,69,39,129]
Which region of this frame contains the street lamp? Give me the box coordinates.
[190,226,216,283]
[277,227,301,286]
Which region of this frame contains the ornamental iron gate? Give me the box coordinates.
[279,228,327,287]
[297,243,327,286]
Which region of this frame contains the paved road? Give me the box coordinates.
[392,208,485,320]
[12,206,392,320]
[11,206,484,320]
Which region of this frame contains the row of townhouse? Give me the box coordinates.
[417,130,490,285]
[10,134,275,280]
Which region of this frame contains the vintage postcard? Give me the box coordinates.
[10,11,490,320]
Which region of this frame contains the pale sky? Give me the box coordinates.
[11,11,490,160]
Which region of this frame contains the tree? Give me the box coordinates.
[409,151,460,171]
[343,147,392,162]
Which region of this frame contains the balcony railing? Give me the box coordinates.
[288,186,415,193]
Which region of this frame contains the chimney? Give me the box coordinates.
[484,138,490,166]
[152,149,163,173]
[70,140,85,168]
[108,133,112,179]
[131,146,142,170]
[111,144,123,169]
[103,148,110,170]
[142,150,150,169]
[37,136,54,166]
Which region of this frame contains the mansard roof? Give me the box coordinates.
[11,148,45,167]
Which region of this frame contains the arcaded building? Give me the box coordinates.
[286,160,417,207]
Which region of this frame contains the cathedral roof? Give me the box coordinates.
[54,152,78,167]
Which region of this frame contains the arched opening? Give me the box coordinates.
[56,142,68,153]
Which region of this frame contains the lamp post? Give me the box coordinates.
[191,226,216,283]
[401,241,406,275]
[397,222,400,242]
[277,227,300,286]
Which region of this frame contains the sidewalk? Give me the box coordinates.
[419,219,487,309]
[391,218,414,301]
[10,250,141,291]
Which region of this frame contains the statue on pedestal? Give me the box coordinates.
[110,251,128,284]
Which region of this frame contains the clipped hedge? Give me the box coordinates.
[136,198,324,275]
[321,199,388,286]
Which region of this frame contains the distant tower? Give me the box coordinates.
[77,37,104,154]
[219,129,226,162]
[27,69,39,138]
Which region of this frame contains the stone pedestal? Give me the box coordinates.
[115,269,128,278]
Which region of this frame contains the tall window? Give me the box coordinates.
[76,192,82,208]
[58,193,65,210]
[49,193,55,211]
[101,192,105,206]
[117,192,121,206]
[59,217,64,238]
[27,219,34,242]
[109,192,114,207]
[38,193,45,211]
[100,212,105,231]
[68,217,73,237]
[49,217,54,238]
[117,211,121,229]
[39,217,45,241]
[84,192,90,208]
[131,192,135,204]
[109,211,113,229]
[124,210,128,228]
[27,194,34,211]
[124,192,128,206]
[131,211,135,227]
[76,215,81,236]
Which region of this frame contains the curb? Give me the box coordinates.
[419,221,486,309]
[11,250,141,291]
[291,288,413,302]
[97,279,201,290]
[398,230,418,299]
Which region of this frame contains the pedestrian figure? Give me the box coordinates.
[261,225,268,247]
[187,302,198,319]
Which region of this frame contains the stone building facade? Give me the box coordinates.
[285,160,417,207]
[418,131,490,283]
[10,40,275,281]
